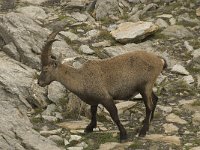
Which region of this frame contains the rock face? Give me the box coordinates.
[111,21,159,43]
[0,12,78,70]
[0,52,60,150]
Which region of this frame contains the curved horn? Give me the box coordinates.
[41,30,60,66]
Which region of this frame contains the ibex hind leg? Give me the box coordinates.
[84,105,98,133]
[103,100,128,142]
[139,90,153,137]
[150,92,158,122]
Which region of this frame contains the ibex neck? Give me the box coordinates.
[55,64,82,94]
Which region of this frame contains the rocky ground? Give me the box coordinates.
[0,0,200,149]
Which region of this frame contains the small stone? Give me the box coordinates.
[145,134,181,145]
[79,45,95,55]
[76,142,88,148]
[64,139,70,146]
[60,31,79,41]
[166,113,187,124]
[163,123,179,133]
[169,17,176,25]
[42,115,58,122]
[92,40,111,47]
[155,18,169,28]
[40,129,62,136]
[182,75,194,85]
[184,41,193,52]
[98,142,132,150]
[192,48,200,64]
[48,135,63,143]
[157,14,173,19]
[192,112,200,125]
[42,104,56,116]
[68,147,83,150]
[57,121,89,130]
[190,146,200,150]
[157,105,172,113]
[196,7,200,16]
[171,64,189,75]
[71,12,88,22]
[69,135,82,142]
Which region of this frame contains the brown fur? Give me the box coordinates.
[38,31,167,142]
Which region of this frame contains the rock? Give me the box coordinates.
[68,147,83,150]
[110,21,159,43]
[48,81,66,104]
[69,135,82,142]
[57,120,90,130]
[16,6,48,21]
[60,31,79,41]
[192,48,200,64]
[171,64,189,75]
[0,12,78,70]
[163,123,179,133]
[184,41,193,52]
[161,25,193,38]
[169,17,176,25]
[95,0,120,20]
[79,45,95,55]
[190,146,200,150]
[157,14,173,19]
[42,104,57,116]
[155,18,169,28]
[102,41,154,57]
[40,128,62,136]
[192,112,200,125]
[182,75,194,85]
[127,0,140,3]
[166,113,187,124]
[64,0,89,9]
[145,134,181,145]
[20,0,48,5]
[48,135,63,143]
[76,142,88,148]
[157,105,172,113]
[71,12,88,22]
[196,7,200,16]
[0,52,60,150]
[197,75,200,87]
[42,115,58,122]
[1,0,16,10]
[98,142,132,150]
[2,42,20,61]
[92,40,111,47]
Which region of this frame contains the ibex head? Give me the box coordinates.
[38,31,60,87]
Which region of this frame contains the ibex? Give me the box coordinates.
[38,30,167,142]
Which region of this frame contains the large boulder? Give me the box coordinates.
[0,52,60,150]
[111,21,159,43]
[0,12,78,70]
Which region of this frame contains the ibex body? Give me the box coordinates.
[38,31,167,142]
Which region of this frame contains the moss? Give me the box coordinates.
[128,139,143,149]
[83,132,118,150]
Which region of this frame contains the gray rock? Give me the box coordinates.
[0,12,78,70]
[192,112,200,125]
[191,146,200,150]
[196,7,200,16]
[0,52,60,150]
[169,17,176,25]
[161,25,194,38]
[48,81,66,104]
[163,123,179,133]
[40,128,62,136]
[69,135,82,142]
[1,0,16,10]
[79,45,95,55]
[68,147,83,150]
[16,6,48,21]
[60,31,79,41]
[98,142,132,150]
[42,104,57,116]
[171,64,189,75]
[95,0,120,20]
[71,12,88,22]
[145,134,181,146]
[155,18,169,28]
[42,115,58,122]
[19,0,48,5]
[166,113,187,124]
[192,48,200,64]
[182,75,194,85]
[48,135,63,143]
[184,41,193,52]
[110,21,159,43]
[2,42,20,61]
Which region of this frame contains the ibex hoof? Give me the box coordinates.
[120,134,128,143]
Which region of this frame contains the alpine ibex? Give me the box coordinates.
[38,30,167,142]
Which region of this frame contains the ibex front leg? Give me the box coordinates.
[103,101,127,142]
[84,105,98,133]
